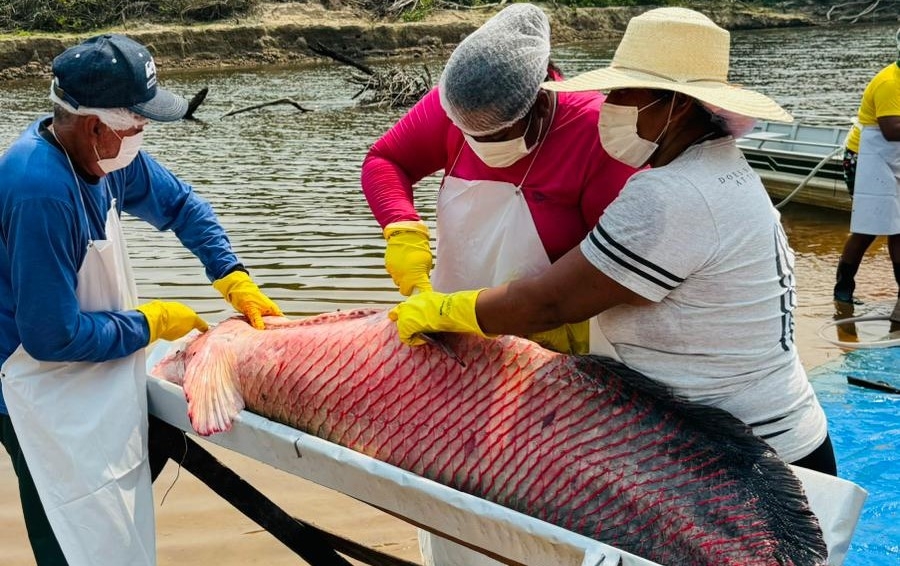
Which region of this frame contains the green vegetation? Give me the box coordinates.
[400,0,435,23]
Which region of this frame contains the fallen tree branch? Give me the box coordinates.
[309,41,373,75]
[221,97,311,118]
[310,42,432,108]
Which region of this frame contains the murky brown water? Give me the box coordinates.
[1,21,898,369]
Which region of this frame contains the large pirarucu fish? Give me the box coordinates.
[150,309,827,566]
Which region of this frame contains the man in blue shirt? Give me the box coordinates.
[0,34,282,565]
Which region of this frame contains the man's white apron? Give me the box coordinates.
[1,197,155,566]
[850,125,900,235]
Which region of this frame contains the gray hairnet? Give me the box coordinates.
[439,3,551,136]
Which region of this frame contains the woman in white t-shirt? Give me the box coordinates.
[390,7,836,475]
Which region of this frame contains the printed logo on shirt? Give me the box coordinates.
[773,223,797,351]
[717,165,754,187]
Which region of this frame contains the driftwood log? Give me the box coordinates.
[310,41,432,108]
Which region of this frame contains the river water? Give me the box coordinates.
[0,21,897,367]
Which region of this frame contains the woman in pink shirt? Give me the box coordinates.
[362,4,635,355]
[363,7,637,563]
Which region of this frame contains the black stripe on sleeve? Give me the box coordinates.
[588,227,683,291]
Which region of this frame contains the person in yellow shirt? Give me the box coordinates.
[833,26,900,324]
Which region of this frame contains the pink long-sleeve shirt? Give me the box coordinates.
[361,87,637,262]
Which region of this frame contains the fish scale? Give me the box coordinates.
[152,309,828,566]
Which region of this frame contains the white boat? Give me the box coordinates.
[737,119,853,211]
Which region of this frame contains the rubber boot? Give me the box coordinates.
[833,260,859,304]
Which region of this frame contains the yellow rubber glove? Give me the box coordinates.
[212,270,283,330]
[389,289,486,345]
[383,220,433,296]
[527,320,590,355]
[136,301,209,344]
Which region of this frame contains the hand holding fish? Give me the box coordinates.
[136,300,208,343]
[213,270,283,330]
[388,289,486,345]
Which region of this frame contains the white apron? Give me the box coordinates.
[426,116,600,564]
[431,174,550,292]
[431,160,618,361]
[1,197,155,566]
[849,125,900,235]
[427,143,556,566]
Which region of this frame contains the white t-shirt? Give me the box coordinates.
[581,138,827,463]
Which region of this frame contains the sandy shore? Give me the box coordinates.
[0,438,422,565]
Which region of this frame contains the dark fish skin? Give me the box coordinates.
[152,309,828,566]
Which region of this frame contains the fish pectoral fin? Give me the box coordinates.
[182,344,245,436]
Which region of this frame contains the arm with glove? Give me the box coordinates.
[384,221,434,296]
[389,248,647,352]
[136,301,209,343]
[389,289,486,344]
[361,90,455,296]
[389,289,588,354]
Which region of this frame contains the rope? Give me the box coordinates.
[775,145,846,210]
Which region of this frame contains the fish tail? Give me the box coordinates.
[182,339,245,436]
[573,356,828,565]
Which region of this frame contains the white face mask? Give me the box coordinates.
[598,97,673,168]
[95,130,144,173]
[464,113,536,169]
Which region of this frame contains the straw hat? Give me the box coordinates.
[543,7,793,122]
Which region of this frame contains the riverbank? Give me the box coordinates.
[0,1,817,81]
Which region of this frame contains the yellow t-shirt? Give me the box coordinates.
[846,62,900,152]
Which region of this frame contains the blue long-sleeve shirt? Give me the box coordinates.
[0,117,242,414]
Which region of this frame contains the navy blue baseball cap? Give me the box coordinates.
[51,34,187,122]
